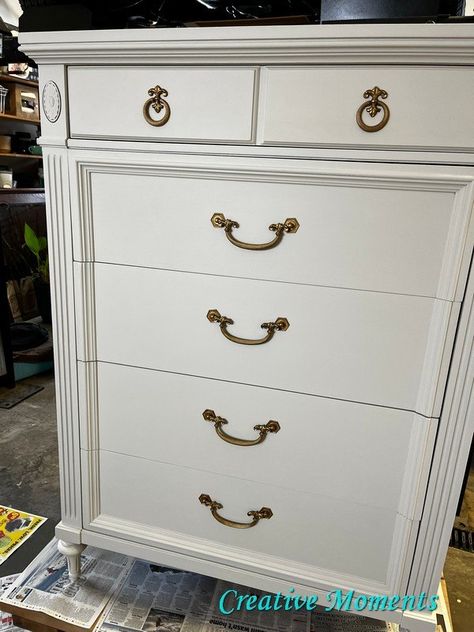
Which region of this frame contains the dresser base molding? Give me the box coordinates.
[398,611,437,632]
[75,528,434,631]
[82,505,414,598]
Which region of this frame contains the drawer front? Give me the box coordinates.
[89,450,411,592]
[94,362,434,519]
[68,66,256,143]
[77,263,455,416]
[72,154,474,301]
[260,66,474,152]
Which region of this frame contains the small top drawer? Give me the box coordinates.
[259,66,474,152]
[68,66,256,143]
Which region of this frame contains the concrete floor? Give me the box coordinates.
[0,372,60,577]
[0,372,472,630]
[0,372,60,524]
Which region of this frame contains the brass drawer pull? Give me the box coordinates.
[207,309,289,346]
[356,86,390,133]
[199,494,273,529]
[143,85,170,127]
[211,213,299,251]
[202,409,280,447]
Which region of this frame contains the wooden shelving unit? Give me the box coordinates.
[0,74,39,88]
[0,75,40,124]
[0,152,41,159]
[0,75,42,185]
[0,153,42,173]
[0,112,40,124]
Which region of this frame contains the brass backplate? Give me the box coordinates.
[275,317,290,331]
[284,218,300,233]
[211,212,225,228]
[207,309,222,323]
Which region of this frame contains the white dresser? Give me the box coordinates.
[20,24,474,632]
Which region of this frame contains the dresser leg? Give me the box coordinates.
[58,540,85,580]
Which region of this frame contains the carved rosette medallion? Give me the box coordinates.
[42,80,61,123]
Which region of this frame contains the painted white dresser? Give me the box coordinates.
[20,25,474,632]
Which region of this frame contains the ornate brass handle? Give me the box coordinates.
[202,409,281,447]
[207,309,289,346]
[211,213,299,251]
[143,85,171,127]
[356,86,390,133]
[199,494,273,529]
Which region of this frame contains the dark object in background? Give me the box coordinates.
[17,0,469,30]
[148,1,320,28]
[32,277,51,323]
[11,132,36,155]
[10,322,48,351]
[320,0,464,23]
[0,18,36,67]
[19,0,320,31]
[0,195,47,387]
[19,3,93,32]
[1,33,36,65]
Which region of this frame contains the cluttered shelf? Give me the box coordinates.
[0,75,40,124]
[0,77,42,186]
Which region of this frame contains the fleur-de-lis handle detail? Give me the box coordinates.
[143,84,171,127]
[356,86,390,133]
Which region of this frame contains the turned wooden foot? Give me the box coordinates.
[57,539,85,580]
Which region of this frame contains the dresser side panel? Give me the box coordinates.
[43,148,82,531]
[408,258,474,596]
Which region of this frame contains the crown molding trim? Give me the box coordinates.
[19,24,474,66]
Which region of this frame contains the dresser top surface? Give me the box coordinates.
[19,23,474,65]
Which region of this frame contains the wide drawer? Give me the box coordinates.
[72,154,474,301]
[68,66,256,143]
[87,450,412,592]
[259,66,474,152]
[76,263,457,417]
[91,362,434,520]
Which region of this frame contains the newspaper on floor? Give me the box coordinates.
[1,538,132,628]
[95,559,399,632]
[0,505,46,566]
[0,575,20,632]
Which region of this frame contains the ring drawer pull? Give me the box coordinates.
[199,494,273,529]
[211,213,299,251]
[207,309,289,346]
[202,409,281,447]
[143,85,171,127]
[356,86,390,133]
